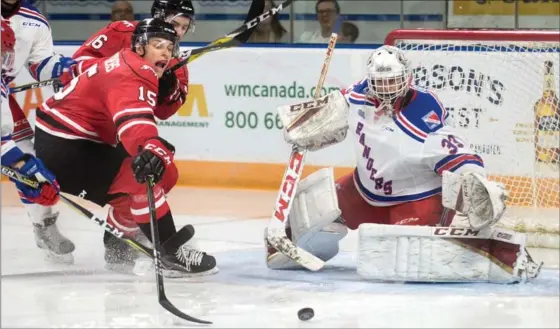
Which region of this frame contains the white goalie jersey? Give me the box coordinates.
[344,78,485,207]
[3,2,56,84]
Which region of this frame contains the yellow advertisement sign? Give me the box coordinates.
[158,84,211,128]
[453,0,560,16]
[8,82,44,116]
[178,84,209,117]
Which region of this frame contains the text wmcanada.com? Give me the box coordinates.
[224,81,340,99]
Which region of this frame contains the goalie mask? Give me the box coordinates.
[366,45,412,104]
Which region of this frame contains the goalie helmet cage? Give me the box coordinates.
[385,29,560,249]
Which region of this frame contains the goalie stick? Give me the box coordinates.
[266,32,339,271]
[168,0,294,72]
[0,165,153,258]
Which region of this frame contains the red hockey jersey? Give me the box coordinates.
[73,20,188,120]
[36,49,162,156]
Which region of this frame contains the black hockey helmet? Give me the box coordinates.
[131,18,179,52]
[151,0,195,20]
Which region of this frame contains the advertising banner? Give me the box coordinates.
[9,44,559,190]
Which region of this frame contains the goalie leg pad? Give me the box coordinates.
[442,170,508,230]
[357,223,542,283]
[266,167,347,270]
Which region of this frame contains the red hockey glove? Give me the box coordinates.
[13,155,60,206]
[157,69,185,105]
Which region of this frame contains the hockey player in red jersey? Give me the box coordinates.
[33,18,217,276]
[67,0,194,120]
[56,0,197,268]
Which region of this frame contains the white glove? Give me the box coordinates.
[277,90,350,151]
[442,171,508,230]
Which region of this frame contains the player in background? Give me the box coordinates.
[33,18,217,276]
[1,0,76,262]
[266,45,542,283]
[65,0,194,120]
[57,0,195,268]
[1,19,61,217]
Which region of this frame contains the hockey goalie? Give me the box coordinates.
[265,45,543,284]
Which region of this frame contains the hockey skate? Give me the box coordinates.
[160,224,218,278]
[104,230,151,274]
[33,212,75,264]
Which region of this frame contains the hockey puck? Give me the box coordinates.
[298,307,314,321]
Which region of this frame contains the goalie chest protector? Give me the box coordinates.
[345,80,483,207]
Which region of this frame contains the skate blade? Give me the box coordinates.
[44,250,74,265]
[163,266,219,278]
[105,262,135,274]
[132,258,220,278]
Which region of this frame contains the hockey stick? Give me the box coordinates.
[266,33,339,271]
[8,1,262,95]
[0,165,153,258]
[168,0,293,72]
[145,176,212,325]
[9,78,61,94]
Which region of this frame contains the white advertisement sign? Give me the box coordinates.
[9,45,559,177]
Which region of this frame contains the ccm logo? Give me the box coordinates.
[23,22,41,27]
[289,95,329,112]
[145,143,172,165]
[496,232,512,240]
[273,152,304,222]
[93,216,123,238]
[433,227,479,237]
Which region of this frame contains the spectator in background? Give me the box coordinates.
[111,0,134,22]
[339,21,359,43]
[299,0,340,43]
[248,0,288,43]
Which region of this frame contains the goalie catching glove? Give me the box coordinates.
[277,90,350,151]
[442,170,508,230]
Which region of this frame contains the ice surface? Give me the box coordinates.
[1,206,559,328]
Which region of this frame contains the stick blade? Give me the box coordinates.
[159,299,213,325]
[267,228,325,271]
